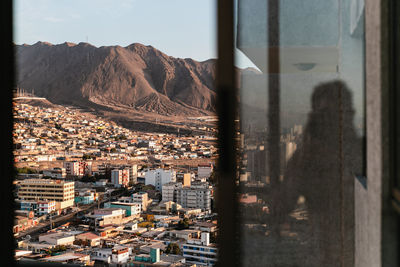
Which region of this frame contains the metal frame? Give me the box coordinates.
[0,0,16,266]
[216,0,240,266]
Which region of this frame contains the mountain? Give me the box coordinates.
[15,41,218,116]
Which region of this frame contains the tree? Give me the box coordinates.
[165,243,181,255]
[16,167,37,174]
[177,218,189,230]
[81,175,96,183]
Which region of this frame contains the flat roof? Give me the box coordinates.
[20,179,74,185]
[43,253,88,262]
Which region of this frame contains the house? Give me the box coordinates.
[38,232,75,246]
[75,232,101,247]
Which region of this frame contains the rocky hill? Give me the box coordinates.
[15,42,218,116]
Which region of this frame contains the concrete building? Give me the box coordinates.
[182,232,217,266]
[145,169,176,191]
[132,248,160,265]
[93,246,131,264]
[18,200,38,213]
[17,179,75,210]
[132,192,152,211]
[104,202,141,216]
[111,168,129,188]
[42,167,66,179]
[64,161,79,176]
[176,183,212,212]
[39,232,75,246]
[37,200,56,215]
[64,161,92,177]
[176,172,191,187]
[42,253,90,265]
[87,208,126,228]
[197,164,213,179]
[75,232,101,247]
[97,163,137,185]
[125,164,138,185]
[162,182,182,202]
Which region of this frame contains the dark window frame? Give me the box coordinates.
[1,0,398,266]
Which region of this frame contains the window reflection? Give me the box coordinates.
[236,0,365,266]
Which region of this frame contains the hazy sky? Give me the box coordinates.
[14,0,256,69]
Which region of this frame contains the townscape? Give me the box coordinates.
[13,101,218,266]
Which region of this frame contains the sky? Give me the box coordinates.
[13,0,257,69]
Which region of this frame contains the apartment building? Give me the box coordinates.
[17,179,75,210]
[37,200,56,215]
[98,163,137,185]
[64,161,92,177]
[162,182,182,202]
[111,168,129,188]
[145,169,176,191]
[176,183,212,212]
[132,192,152,212]
[197,164,213,179]
[176,172,191,187]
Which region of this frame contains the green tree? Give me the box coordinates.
[177,218,189,230]
[16,167,37,174]
[165,243,181,255]
[81,175,96,183]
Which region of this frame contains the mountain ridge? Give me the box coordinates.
[15,41,221,116]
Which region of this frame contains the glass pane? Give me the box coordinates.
[236,0,365,266]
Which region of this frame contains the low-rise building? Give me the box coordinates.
[105,202,141,216]
[42,167,66,179]
[92,246,131,264]
[41,253,91,265]
[38,232,75,246]
[37,200,56,215]
[182,232,217,266]
[75,232,101,247]
[87,208,126,229]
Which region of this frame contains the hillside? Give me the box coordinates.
[15,42,217,116]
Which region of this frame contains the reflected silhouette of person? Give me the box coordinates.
[276,80,362,266]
